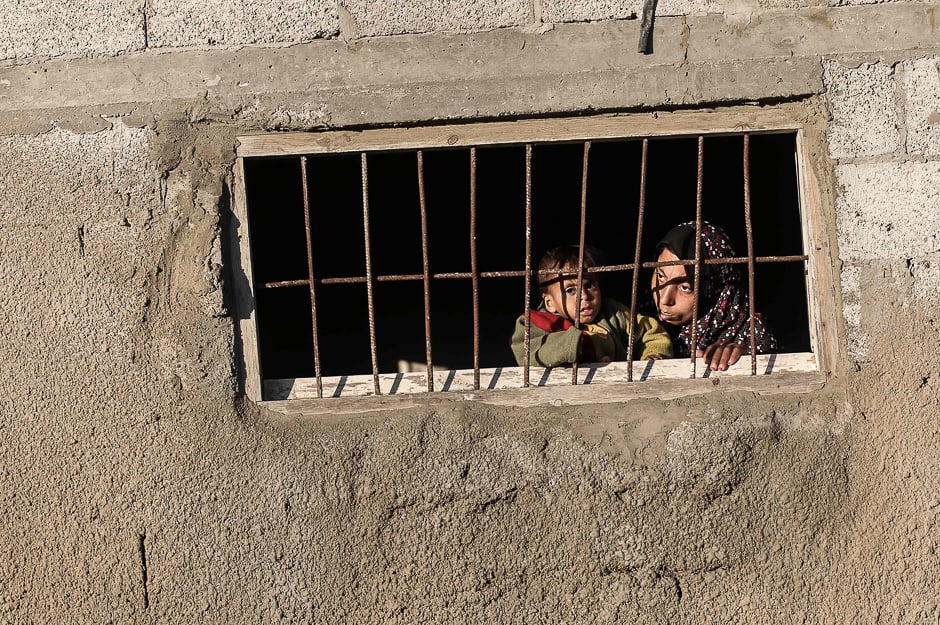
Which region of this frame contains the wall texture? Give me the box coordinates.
[0,1,938,623]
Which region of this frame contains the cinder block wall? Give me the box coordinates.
[1,2,938,622]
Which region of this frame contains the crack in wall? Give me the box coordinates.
[656,566,682,603]
[678,17,690,67]
[476,486,518,513]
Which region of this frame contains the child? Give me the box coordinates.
[511,244,673,367]
[648,221,778,370]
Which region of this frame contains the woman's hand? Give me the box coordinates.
[695,341,743,371]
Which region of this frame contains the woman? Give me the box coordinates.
[649,221,777,371]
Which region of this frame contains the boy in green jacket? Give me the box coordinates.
[510,244,673,367]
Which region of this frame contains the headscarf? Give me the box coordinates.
[653,221,778,357]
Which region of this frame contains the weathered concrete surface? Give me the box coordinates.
[1,0,933,62]
[824,61,900,159]
[340,0,532,37]
[147,0,339,48]
[835,161,940,261]
[540,0,642,23]
[904,56,940,157]
[0,0,144,61]
[825,53,940,620]
[1,3,939,624]
[2,4,938,134]
[832,253,940,621]
[685,4,940,62]
[827,55,940,368]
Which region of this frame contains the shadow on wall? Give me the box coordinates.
[221,179,252,397]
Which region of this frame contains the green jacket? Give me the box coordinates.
[510,298,673,367]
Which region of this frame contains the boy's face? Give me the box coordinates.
[651,248,695,326]
[542,268,601,325]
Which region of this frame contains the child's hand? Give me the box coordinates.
[695,341,743,371]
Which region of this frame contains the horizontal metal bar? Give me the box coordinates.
[260,255,810,289]
[641,254,808,269]
[263,279,310,289]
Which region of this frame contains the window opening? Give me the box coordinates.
[238,120,816,402]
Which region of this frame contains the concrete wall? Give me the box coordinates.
[1,1,938,622]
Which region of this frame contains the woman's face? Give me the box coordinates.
[651,248,695,327]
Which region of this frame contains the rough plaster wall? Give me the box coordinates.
[825,61,900,159]
[827,57,940,359]
[147,0,339,48]
[340,0,532,37]
[0,113,856,622]
[0,0,144,60]
[826,55,940,618]
[0,121,237,620]
[541,0,721,23]
[905,57,940,158]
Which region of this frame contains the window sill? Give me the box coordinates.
[258,353,826,416]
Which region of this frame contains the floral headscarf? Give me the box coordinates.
[653,221,778,357]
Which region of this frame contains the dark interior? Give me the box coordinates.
[243,131,811,381]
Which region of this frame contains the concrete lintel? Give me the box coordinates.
[0,57,822,134]
[687,4,940,63]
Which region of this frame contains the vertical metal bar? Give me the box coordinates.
[573,140,591,385]
[743,134,758,375]
[300,156,323,398]
[469,147,481,391]
[361,152,380,394]
[523,144,533,387]
[690,136,704,379]
[627,138,649,382]
[417,150,434,391]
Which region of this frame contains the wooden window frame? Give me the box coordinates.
[231,106,839,415]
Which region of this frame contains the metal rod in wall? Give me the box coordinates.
[690,136,704,379]
[279,254,809,289]
[743,134,758,376]
[264,278,309,289]
[572,140,591,385]
[627,138,649,383]
[641,255,807,270]
[300,156,323,399]
[417,150,434,392]
[470,147,481,390]
[360,152,380,394]
[523,144,533,388]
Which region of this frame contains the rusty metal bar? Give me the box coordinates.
[743,134,758,375]
[300,156,323,398]
[470,147,481,390]
[417,150,434,392]
[523,144,533,387]
[264,278,309,289]
[627,138,649,383]
[573,140,591,385]
[690,136,704,379]
[642,255,807,269]
[266,254,810,289]
[361,153,380,394]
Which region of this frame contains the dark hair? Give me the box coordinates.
[537,244,603,292]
